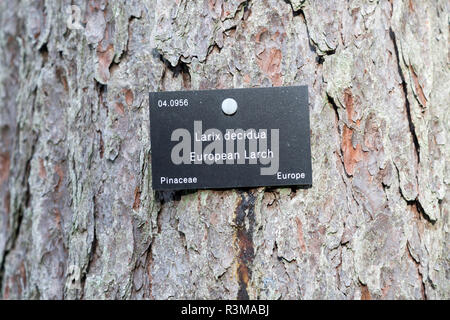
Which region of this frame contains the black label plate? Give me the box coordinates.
[149,86,311,190]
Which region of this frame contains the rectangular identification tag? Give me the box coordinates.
[149,86,312,190]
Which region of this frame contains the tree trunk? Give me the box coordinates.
[0,0,448,300]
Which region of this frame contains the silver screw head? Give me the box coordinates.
[221,98,238,115]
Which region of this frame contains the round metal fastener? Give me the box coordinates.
[221,98,238,115]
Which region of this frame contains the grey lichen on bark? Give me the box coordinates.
[0,0,448,299]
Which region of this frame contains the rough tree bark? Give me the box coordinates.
[0,0,448,300]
